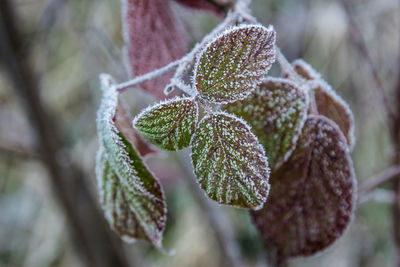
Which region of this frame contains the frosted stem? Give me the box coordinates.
[116,58,183,92]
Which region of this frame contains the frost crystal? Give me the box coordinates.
[225,77,308,170]
[96,74,166,249]
[190,112,270,209]
[122,0,187,99]
[194,25,276,103]
[292,59,355,149]
[133,97,198,151]
[251,115,357,258]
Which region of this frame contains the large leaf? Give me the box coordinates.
[190,112,270,209]
[194,25,276,103]
[292,59,355,149]
[96,74,166,248]
[122,0,187,99]
[251,115,357,258]
[133,97,198,151]
[225,78,308,170]
[96,147,149,242]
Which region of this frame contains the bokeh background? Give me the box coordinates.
[0,0,399,266]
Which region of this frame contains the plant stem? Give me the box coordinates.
[358,166,400,200]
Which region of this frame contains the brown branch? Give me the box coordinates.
[358,166,400,199]
[0,1,130,267]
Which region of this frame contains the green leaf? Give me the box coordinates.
[190,112,270,209]
[96,147,149,243]
[96,74,166,248]
[133,97,198,151]
[194,24,276,103]
[292,59,355,150]
[225,78,308,170]
[251,115,357,258]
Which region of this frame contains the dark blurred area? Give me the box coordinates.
[0,0,399,266]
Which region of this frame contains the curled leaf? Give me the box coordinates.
[194,25,276,103]
[190,112,270,209]
[122,0,187,99]
[96,74,166,248]
[225,78,308,170]
[133,97,198,150]
[292,59,355,149]
[251,115,357,258]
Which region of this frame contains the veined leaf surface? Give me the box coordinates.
[96,74,166,248]
[194,25,276,103]
[251,115,357,258]
[133,97,198,151]
[190,112,270,209]
[225,78,308,170]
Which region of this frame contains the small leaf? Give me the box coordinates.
[96,74,166,248]
[115,98,158,157]
[225,78,308,170]
[292,59,355,149]
[251,115,357,258]
[96,147,149,243]
[194,25,276,103]
[133,97,198,151]
[191,112,270,209]
[122,0,187,99]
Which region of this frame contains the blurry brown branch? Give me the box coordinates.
[0,142,37,159]
[0,1,130,267]
[358,166,400,200]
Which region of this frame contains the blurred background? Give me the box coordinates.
[0,0,399,266]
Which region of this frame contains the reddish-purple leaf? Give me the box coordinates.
[225,78,308,170]
[292,59,355,149]
[122,0,187,99]
[251,115,357,258]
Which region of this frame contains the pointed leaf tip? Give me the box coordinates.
[225,78,308,170]
[191,112,270,209]
[96,75,167,248]
[194,24,276,103]
[251,115,357,258]
[133,97,199,151]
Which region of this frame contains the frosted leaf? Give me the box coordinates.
[251,115,357,258]
[115,98,157,157]
[122,0,187,99]
[96,147,149,242]
[194,25,276,103]
[133,97,198,151]
[190,112,270,209]
[225,78,308,170]
[96,74,166,248]
[292,59,355,149]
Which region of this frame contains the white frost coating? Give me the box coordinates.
[190,111,270,209]
[96,73,166,248]
[192,24,276,104]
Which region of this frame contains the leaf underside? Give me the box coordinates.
[292,59,355,149]
[194,25,276,103]
[96,74,166,248]
[225,78,308,170]
[251,115,357,258]
[134,97,198,151]
[123,0,187,99]
[191,112,270,209]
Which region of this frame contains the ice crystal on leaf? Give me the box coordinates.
[194,25,276,103]
[122,0,187,99]
[190,112,270,209]
[133,97,198,151]
[96,74,166,249]
[292,59,355,149]
[225,78,308,170]
[251,115,357,258]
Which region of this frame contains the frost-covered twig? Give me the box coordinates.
[116,58,184,92]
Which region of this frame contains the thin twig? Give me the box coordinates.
[358,165,400,199]
[116,59,183,92]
